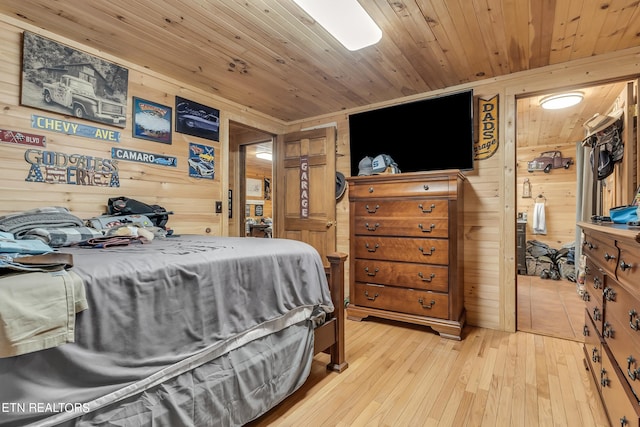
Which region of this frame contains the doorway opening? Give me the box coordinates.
[515,79,632,341]
[228,121,275,238]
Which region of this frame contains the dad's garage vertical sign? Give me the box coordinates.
[475,95,499,160]
[300,155,309,218]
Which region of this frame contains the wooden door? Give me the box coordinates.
[274,128,337,267]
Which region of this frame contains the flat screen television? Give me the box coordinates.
[349,90,474,176]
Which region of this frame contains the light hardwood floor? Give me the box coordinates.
[517,275,585,342]
[250,314,609,427]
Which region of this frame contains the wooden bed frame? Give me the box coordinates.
[314,252,348,372]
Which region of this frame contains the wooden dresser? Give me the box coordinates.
[580,221,640,426]
[346,170,465,340]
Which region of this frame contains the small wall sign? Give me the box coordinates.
[132,97,172,144]
[474,95,499,160]
[0,129,46,147]
[300,155,309,218]
[188,142,215,179]
[31,114,121,142]
[112,147,177,167]
[24,149,120,187]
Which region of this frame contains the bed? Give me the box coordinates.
[0,235,347,427]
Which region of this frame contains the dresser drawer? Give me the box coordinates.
[584,309,603,393]
[603,312,640,401]
[353,200,449,218]
[353,217,449,238]
[616,239,640,293]
[584,287,604,335]
[354,236,449,264]
[353,282,449,318]
[353,259,449,292]
[585,257,606,294]
[349,179,452,199]
[583,231,619,276]
[602,278,640,403]
[584,257,605,333]
[604,279,640,342]
[601,346,640,427]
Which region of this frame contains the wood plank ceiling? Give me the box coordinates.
[1,1,639,146]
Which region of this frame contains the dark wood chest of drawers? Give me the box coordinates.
[346,171,465,340]
[580,222,640,426]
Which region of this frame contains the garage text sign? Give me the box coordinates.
[300,156,309,218]
[474,95,498,160]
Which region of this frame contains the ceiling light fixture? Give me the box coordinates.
[539,92,584,110]
[292,0,382,51]
[256,152,272,161]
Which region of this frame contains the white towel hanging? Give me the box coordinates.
[533,201,546,235]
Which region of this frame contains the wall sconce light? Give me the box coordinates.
[539,92,584,110]
[522,178,532,198]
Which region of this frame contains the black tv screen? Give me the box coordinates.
[349,90,474,176]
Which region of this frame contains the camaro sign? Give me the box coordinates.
[112,148,177,167]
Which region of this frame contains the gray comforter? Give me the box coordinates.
[0,236,333,426]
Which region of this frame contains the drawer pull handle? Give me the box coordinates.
[604,252,616,261]
[600,368,609,387]
[583,325,589,336]
[419,246,436,256]
[365,204,379,214]
[418,203,436,213]
[583,241,595,250]
[364,291,379,301]
[365,243,379,252]
[582,292,590,302]
[620,416,629,426]
[603,321,614,338]
[364,267,379,276]
[629,309,639,331]
[368,186,374,193]
[418,272,435,282]
[593,307,601,321]
[423,185,430,191]
[418,298,435,309]
[418,223,436,233]
[620,260,632,271]
[592,347,599,362]
[604,287,616,302]
[593,276,601,289]
[627,356,640,381]
[365,222,380,231]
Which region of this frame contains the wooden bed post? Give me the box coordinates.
[325,252,348,372]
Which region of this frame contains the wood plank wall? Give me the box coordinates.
[516,142,578,248]
[1,13,639,333]
[288,48,640,332]
[0,17,286,238]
